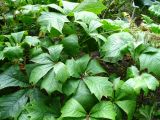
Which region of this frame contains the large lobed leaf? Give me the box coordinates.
[37,12,69,33]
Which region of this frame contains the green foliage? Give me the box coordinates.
[0,0,160,120]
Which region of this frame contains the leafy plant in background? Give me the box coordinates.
[0,0,160,120]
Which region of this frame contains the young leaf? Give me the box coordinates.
[0,90,28,119]
[37,12,69,33]
[149,3,160,17]
[125,73,159,94]
[126,66,139,79]
[61,98,86,118]
[84,76,113,101]
[90,101,116,120]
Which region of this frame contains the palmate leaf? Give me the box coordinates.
[66,54,105,78]
[125,73,159,95]
[37,12,69,33]
[84,76,113,101]
[61,99,116,120]
[101,32,134,63]
[0,65,29,90]
[0,90,28,119]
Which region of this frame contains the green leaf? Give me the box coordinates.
[142,14,153,24]
[84,76,113,101]
[88,20,103,33]
[0,90,28,119]
[101,32,134,63]
[76,54,90,74]
[74,11,99,24]
[125,73,159,94]
[20,4,45,15]
[41,69,62,94]
[47,4,65,14]
[66,58,81,78]
[139,50,160,77]
[0,66,29,90]
[126,66,139,79]
[37,12,69,33]
[24,36,40,46]
[149,3,160,17]
[116,100,136,120]
[54,62,69,83]
[147,23,160,34]
[62,1,79,14]
[62,79,80,96]
[48,44,63,61]
[29,64,53,84]
[25,102,56,120]
[11,31,27,43]
[31,53,52,64]
[86,59,106,75]
[61,98,86,118]
[62,34,79,55]
[90,101,116,120]
[3,46,23,59]
[115,82,136,100]
[73,0,106,14]
[101,19,129,32]
[73,81,97,111]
